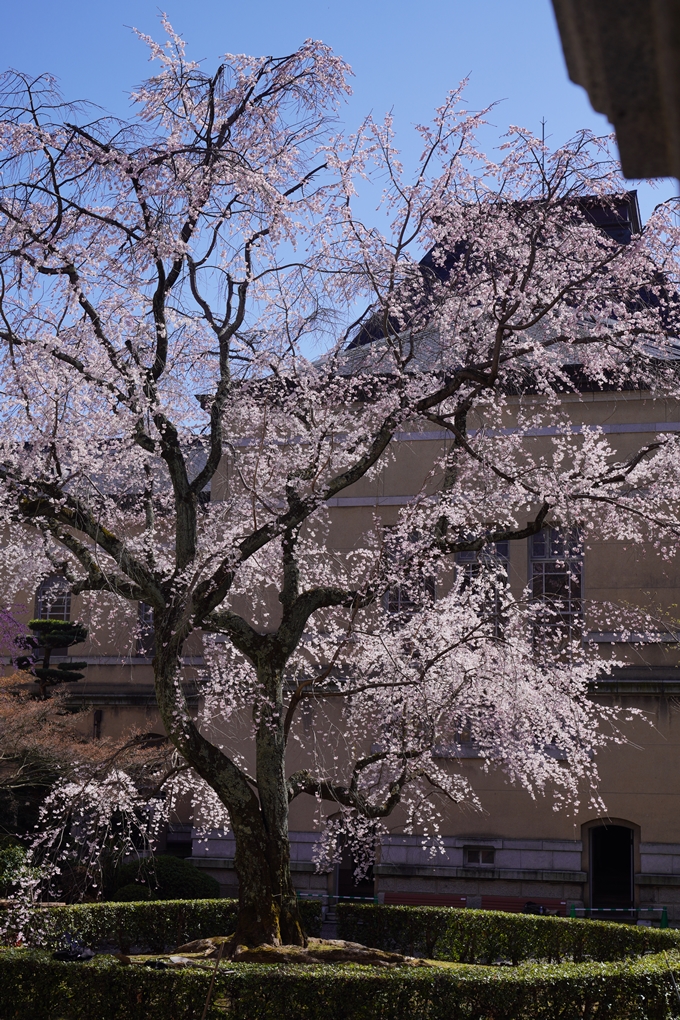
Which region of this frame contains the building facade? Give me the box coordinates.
[7,380,677,921]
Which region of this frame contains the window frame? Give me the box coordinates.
[35,575,71,622]
[464,846,496,867]
[529,526,584,647]
[455,540,510,636]
[383,528,436,619]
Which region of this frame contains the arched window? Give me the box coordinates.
[35,576,71,621]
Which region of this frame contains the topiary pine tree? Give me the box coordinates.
[16,620,88,699]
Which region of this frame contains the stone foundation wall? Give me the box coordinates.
[188,830,680,923]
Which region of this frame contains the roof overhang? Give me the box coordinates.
[552,0,680,178]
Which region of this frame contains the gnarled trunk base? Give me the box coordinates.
[230,835,306,948]
[228,899,306,952]
[174,936,434,966]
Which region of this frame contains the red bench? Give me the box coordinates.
[481,895,567,915]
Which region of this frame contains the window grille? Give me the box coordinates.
[386,576,436,615]
[530,527,583,646]
[455,540,509,581]
[465,847,495,866]
[456,540,510,635]
[384,530,436,618]
[35,576,71,621]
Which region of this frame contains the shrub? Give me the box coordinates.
[1,897,322,953]
[0,841,25,896]
[0,948,679,1020]
[111,883,160,902]
[338,903,680,964]
[109,855,220,901]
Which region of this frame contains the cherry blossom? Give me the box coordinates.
[1,20,680,946]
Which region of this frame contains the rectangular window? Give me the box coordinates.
[531,527,583,646]
[386,576,436,615]
[456,540,510,635]
[465,847,495,866]
[165,823,193,859]
[455,540,509,582]
[384,530,435,618]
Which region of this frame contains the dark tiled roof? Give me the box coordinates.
[347,192,642,351]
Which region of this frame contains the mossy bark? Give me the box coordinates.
[154,636,305,948]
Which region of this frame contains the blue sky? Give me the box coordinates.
[1,0,676,222]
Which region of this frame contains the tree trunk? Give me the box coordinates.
[235,659,306,946]
[228,814,304,947]
[230,819,305,948]
[153,638,305,947]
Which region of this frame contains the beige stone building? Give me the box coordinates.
[15,380,679,924]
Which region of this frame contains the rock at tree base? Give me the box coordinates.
[173,935,433,967]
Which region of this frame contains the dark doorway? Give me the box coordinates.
[590,825,633,910]
[337,845,375,899]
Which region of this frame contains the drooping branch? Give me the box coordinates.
[283,602,363,742]
[42,521,145,602]
[1,467,163,606]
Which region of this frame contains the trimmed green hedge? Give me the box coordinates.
[338,903,680,964]
[2,948,680,1020]
[1,898,322,953]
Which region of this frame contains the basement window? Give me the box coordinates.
[465,847,495,866]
